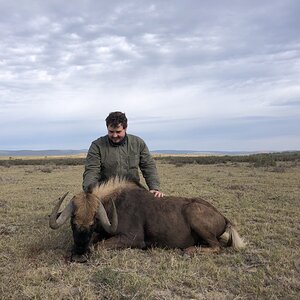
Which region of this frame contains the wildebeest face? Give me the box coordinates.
[50,190,118,262]
[71,221,95,256]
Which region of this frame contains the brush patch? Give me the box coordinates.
[91,177,139,204]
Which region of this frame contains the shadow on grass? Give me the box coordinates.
[24,227,73,263]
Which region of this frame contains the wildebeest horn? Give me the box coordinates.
[49,192,72,229]
[97,200,118,234]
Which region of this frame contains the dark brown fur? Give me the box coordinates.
[51,177,245,262]
[84,177,245,255]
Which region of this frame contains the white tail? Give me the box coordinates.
[220,224,246,250]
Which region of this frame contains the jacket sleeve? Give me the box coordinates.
[139,140,161,191]
[82,142,101,191]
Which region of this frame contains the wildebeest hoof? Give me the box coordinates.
[71,254,88,263]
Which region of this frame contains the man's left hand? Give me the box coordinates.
[149,190,164,197]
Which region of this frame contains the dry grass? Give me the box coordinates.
[0,162,299,299]
[0,153,87,160]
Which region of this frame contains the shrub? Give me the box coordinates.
[39,167,53,173]
[253,155,276,167]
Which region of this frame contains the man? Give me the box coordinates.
[83,111,164,197]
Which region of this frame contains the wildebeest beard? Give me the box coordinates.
[71,222,94,256]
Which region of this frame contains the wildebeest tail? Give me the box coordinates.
[221,223,246,251]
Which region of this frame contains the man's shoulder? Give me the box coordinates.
[92,135,108,145]
[127,134,145,144]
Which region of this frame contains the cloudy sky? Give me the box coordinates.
[1,0,299,151]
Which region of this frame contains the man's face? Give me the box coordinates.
[107,124,126,143]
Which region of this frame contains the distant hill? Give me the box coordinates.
[0,150,87,157]
[0,149,289,157]
[151,150,260,155]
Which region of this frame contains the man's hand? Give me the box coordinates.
[149,190,164,197]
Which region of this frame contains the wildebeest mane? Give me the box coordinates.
[90,176,144,203]
[74,176,143,228]
[73,192,100,228]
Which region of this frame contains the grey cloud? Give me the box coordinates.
[1,0,300,150]
[141,115,300,151]
[271,99,300,107]
[2,0,299,81]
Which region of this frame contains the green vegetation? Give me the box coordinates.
[0,160,299,299]
[155,151,300,167]
[0,157,85,166]
[0,151,299,168]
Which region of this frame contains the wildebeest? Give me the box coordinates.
[49,177,245,262]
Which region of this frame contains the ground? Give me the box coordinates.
[0,160,299,299]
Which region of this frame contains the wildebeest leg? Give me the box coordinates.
[91,230,110,244]
[184,202,223,254]
[96,234,146,250]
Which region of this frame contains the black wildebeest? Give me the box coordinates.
[49,177,245,262]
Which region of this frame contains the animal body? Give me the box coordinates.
[49,177,245,262]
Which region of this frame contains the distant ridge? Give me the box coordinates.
[0,150,87,157]
[151,150,261,155]
[0,149,293,157]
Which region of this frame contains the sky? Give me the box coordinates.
[1,0,300,151]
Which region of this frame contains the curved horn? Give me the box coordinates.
[97,200,118,234]
[49,192,72,229]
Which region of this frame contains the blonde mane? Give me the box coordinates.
[91,177,138,203]
[73,177,139,228]
[73,192,99,228]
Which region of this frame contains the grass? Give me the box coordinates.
[0,161,299,299]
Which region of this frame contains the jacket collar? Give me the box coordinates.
[107,134,127,147]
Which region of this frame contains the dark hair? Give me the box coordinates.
[105,111,128,129]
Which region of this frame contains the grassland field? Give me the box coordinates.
[0,157,299,299]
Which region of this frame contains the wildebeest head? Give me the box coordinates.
[49,191,117,262]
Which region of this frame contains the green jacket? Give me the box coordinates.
[82,134,160,191]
